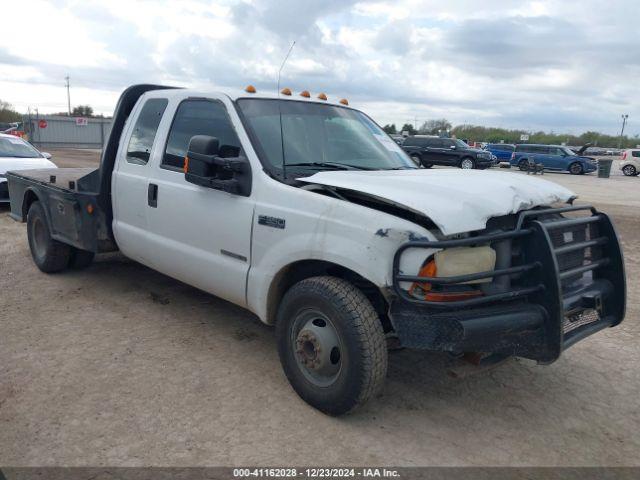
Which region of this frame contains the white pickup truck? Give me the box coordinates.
[6,85,626,415]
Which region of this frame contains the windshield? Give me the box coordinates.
[0,137,42,158]
[562,147,576,156]
[454,139,469,149]
[236,99,415,175]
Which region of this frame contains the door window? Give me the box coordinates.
[126,98,168,165]
[162,99,241,171]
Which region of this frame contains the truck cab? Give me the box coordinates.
[6,85,626,415]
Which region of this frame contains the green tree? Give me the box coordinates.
[0,100,22,123]
[400,123,417,136]
[72,105,94,117]
[382,124,397,134]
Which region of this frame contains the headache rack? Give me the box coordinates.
[392,204,626,360]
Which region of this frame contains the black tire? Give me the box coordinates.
[276,276,387,415]
[69,248,95,269]
[622,164,637,176]
[410,155,422,167]
[569,162,583,175]
[27,201,72,273]
[518,159,529,171]
[459,157,475,169]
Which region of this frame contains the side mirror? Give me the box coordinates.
[450,145,456,150]
[42,152,52,159]
[184,135,251,196]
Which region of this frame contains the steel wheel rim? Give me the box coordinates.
[32,216,47,259]
[461,159,473,169]
[571,163,582,174]
[623,165,635,176]
[290,309,343,387]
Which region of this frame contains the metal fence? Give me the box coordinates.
[24,114,113,149]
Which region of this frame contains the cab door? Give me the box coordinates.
[112,97,168,263]
[548,147,568,170]
[440,138,460,165]
[144,97,254,307]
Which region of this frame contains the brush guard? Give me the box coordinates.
[390,205,626,362]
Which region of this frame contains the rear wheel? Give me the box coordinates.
[459,157,475,169]
[622,164,637,176]
[569,162,584,175]
[410,155,422,167]
[276,276,387,415]
[27,201,72,273]
[518,159,529,171]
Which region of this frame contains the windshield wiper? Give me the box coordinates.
[286,162,374,171]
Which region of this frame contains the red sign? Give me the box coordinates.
[75,117,88,126]
[38,119,48,129]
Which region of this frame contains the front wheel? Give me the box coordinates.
[459,157,475,169]
[569,162,584,175]
[276,276,387,415]
[622,164,637,176]
[518,159,529,171]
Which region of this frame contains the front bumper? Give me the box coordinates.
[390,205,626,363]
[476,156,494,166]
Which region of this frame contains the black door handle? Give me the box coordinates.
[148,183,158,208]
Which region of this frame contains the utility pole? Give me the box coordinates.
[618,114,629,149]
[65,75,71,115]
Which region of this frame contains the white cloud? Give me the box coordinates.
[0,0,638,135]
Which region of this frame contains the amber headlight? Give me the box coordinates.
[409,246,496,301]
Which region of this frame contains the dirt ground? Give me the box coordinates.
[1,149,638,466]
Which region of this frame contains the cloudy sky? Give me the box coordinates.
[1,0,638,135]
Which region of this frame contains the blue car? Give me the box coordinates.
[510,144,598,175]
[485,143,515,161]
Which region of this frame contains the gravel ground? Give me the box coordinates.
[0,149,638,466]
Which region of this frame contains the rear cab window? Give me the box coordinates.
[126,98,168,165]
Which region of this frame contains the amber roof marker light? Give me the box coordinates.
[300,90,311,98]
[339,98,349,105]
[280,87,292,96]
[245,85,256,93]
[317,93,327,100]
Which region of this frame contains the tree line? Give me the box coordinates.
[0,100,102,123]
[382,119,638,148]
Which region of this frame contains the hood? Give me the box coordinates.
[0,156,56,175]
[299,169,575,235]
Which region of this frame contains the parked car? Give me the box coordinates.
[510,144,598,174]
[485,143,515,162]
[402,135,494,169]
[620,149,640,176]
[389,134,405,145]
[0,133,55,203]
[6,85,626,415]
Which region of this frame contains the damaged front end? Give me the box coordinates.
[390,205,626,363]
